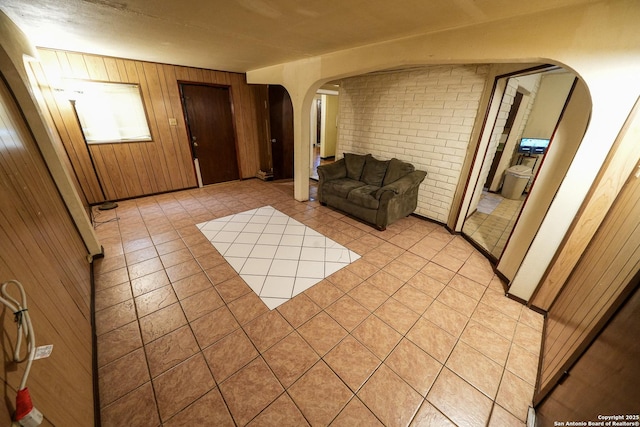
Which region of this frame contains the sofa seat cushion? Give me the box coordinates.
[324,178,366,199]
[347,185,381,210]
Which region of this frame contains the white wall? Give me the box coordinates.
[337,65,488,222]
[248,0,640,302]
[514,73,575,183]
[523,73,576,138]
[504,80,591,294]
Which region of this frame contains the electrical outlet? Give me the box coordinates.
[168,118,177,126]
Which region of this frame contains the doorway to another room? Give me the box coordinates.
[461,67,576,260]
[269,85,295,181]
[310,84,339,180]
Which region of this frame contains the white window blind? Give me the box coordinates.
[72,81,152,144]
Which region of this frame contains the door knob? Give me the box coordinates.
[271,139,277,143]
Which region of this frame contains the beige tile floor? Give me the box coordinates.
[93,179,543,427]
[463,192,525,259]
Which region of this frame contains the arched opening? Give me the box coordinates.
[305,62,592,295]
[309,83,340,182]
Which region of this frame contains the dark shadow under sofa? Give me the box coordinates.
[317,153,427,230]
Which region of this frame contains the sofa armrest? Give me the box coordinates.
[317,158,347,182]
[375,170,427,199]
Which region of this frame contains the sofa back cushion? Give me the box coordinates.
[382,158,415,186]
[361,156,390,187]
[344,153,369,180]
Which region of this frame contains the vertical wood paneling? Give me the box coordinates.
[536,162,640,401]
[535,286,640,422]
[84,55,109,80]
[103,57,120,81]
[232,71,257,177]
[31,48,264,202]
[115,58,128,81]
[66,52,90,79]
[27,59,90,206]
[163,65,193,187]
[153,63,182,189]
[33,50,104,202]
[0,75,93,426]
[130,143,154,195]
[55,50,73,77]
[142,61,178,189]
[532,99,640,309]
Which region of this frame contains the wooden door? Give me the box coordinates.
[181,84,239,185]
[268,85,294,180]
[535,159,640,402]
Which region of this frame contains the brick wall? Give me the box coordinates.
[337,65,489,222]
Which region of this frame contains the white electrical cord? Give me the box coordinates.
[0,280,36,390]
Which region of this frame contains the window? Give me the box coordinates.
[70,81,152,144]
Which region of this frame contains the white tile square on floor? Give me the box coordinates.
[197,206,361,309]
[274,246,302,260]
[261,276,296,298]
[269,259,299,277]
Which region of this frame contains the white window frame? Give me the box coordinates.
[70,81,152,144]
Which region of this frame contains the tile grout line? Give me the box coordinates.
[94,181,541,426]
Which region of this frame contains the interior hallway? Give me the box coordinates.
[93,179,542,426]
[310,145,335,181]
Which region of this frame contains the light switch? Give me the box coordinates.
[169,118,177,126]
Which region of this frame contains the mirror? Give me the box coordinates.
[462,68,576,260]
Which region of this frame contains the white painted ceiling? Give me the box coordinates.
[1,0,597,73]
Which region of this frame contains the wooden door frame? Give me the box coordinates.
[449,64,554,232]
[178,81,242,185]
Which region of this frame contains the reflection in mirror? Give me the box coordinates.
[462,67,576,260]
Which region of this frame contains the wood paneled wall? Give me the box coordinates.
[1,74,93,425]
[531,99,640,310]
[535,157,640,401]
[535,284,640,423]
[30,49,263,204]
